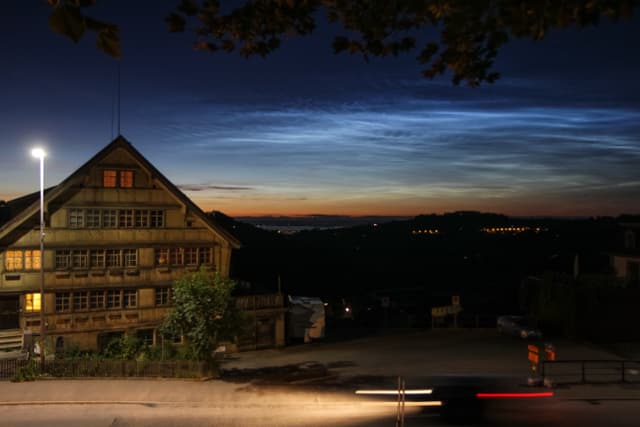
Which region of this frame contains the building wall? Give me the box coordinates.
[0,145,235,350]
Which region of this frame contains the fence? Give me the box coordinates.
[541,359,640,385]
[0,358,215,380]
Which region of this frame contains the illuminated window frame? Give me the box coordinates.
[5,250,23,271]
[24,250,41,270]
[119,170,134,188]
[103,170,117,187]
[25,293,41,312]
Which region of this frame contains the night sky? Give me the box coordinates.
[2,1,639,217]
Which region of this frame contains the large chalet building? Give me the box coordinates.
[0,136,283,353]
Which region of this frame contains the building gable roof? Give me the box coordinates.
[0,135,240,248]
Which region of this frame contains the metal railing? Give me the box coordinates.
[235,293,283,311]
[542,359,640,385]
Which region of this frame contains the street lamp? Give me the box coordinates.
[31,147,46,369]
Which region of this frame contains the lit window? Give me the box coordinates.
[55,250,71,270]
[68,208,84,228]
[123,249,137,267]
[24,250,41,270]
[119,170,134,188]
[103,170,117,187]
[86,209,101,228]
[123,289,137,308]
[155,248,169,266]
[55,292,71,312]
[5,250,23,271]
[25,293,41,312]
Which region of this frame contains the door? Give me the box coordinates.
[0,295,20,329]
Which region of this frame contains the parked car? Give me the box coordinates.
[496,315,542,339]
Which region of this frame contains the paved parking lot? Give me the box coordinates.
[220,329,618,381]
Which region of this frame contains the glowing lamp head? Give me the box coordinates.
[31,148,46,159]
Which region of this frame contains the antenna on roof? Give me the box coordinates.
[110,60,122,140]
[117,60,121,136]
[111,65,115,140]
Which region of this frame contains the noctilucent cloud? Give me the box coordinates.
[1,2,639,217]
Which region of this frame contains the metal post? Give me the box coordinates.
[37,153,46,371]
[621,361,625,383]
[581,361,586,383]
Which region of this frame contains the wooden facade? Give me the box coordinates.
[0,136,283,353]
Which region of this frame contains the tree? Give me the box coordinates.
[47,0,638,86]
[161,269,243,360]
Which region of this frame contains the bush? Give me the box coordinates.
[12,361,39,382]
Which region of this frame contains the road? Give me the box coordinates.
[1,394,640,426]
[1,330,638,426]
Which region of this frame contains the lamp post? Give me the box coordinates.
[31,148,46,369]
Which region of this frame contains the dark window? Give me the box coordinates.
[106,290,121,309]
[123,289,137,308]
[72,249,89,269]
[150,210,164,228]
[169,248,183,266]
[185,248,198,266]
[55,292,71,312]
[86,209,101,228]
[118,209,134,228]
[55,250,71,270]
[134,210,149,228]
[155,287,172,306]
[89,291,105,310]
[198,247,212,265]
[123,249,137,267]
[106,250,121,267]
[68,209,84,228]
[73,291,89,311]
[90,250,105,268]
[103,209,117,228]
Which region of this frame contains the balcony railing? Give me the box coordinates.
[235,294,283,311]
